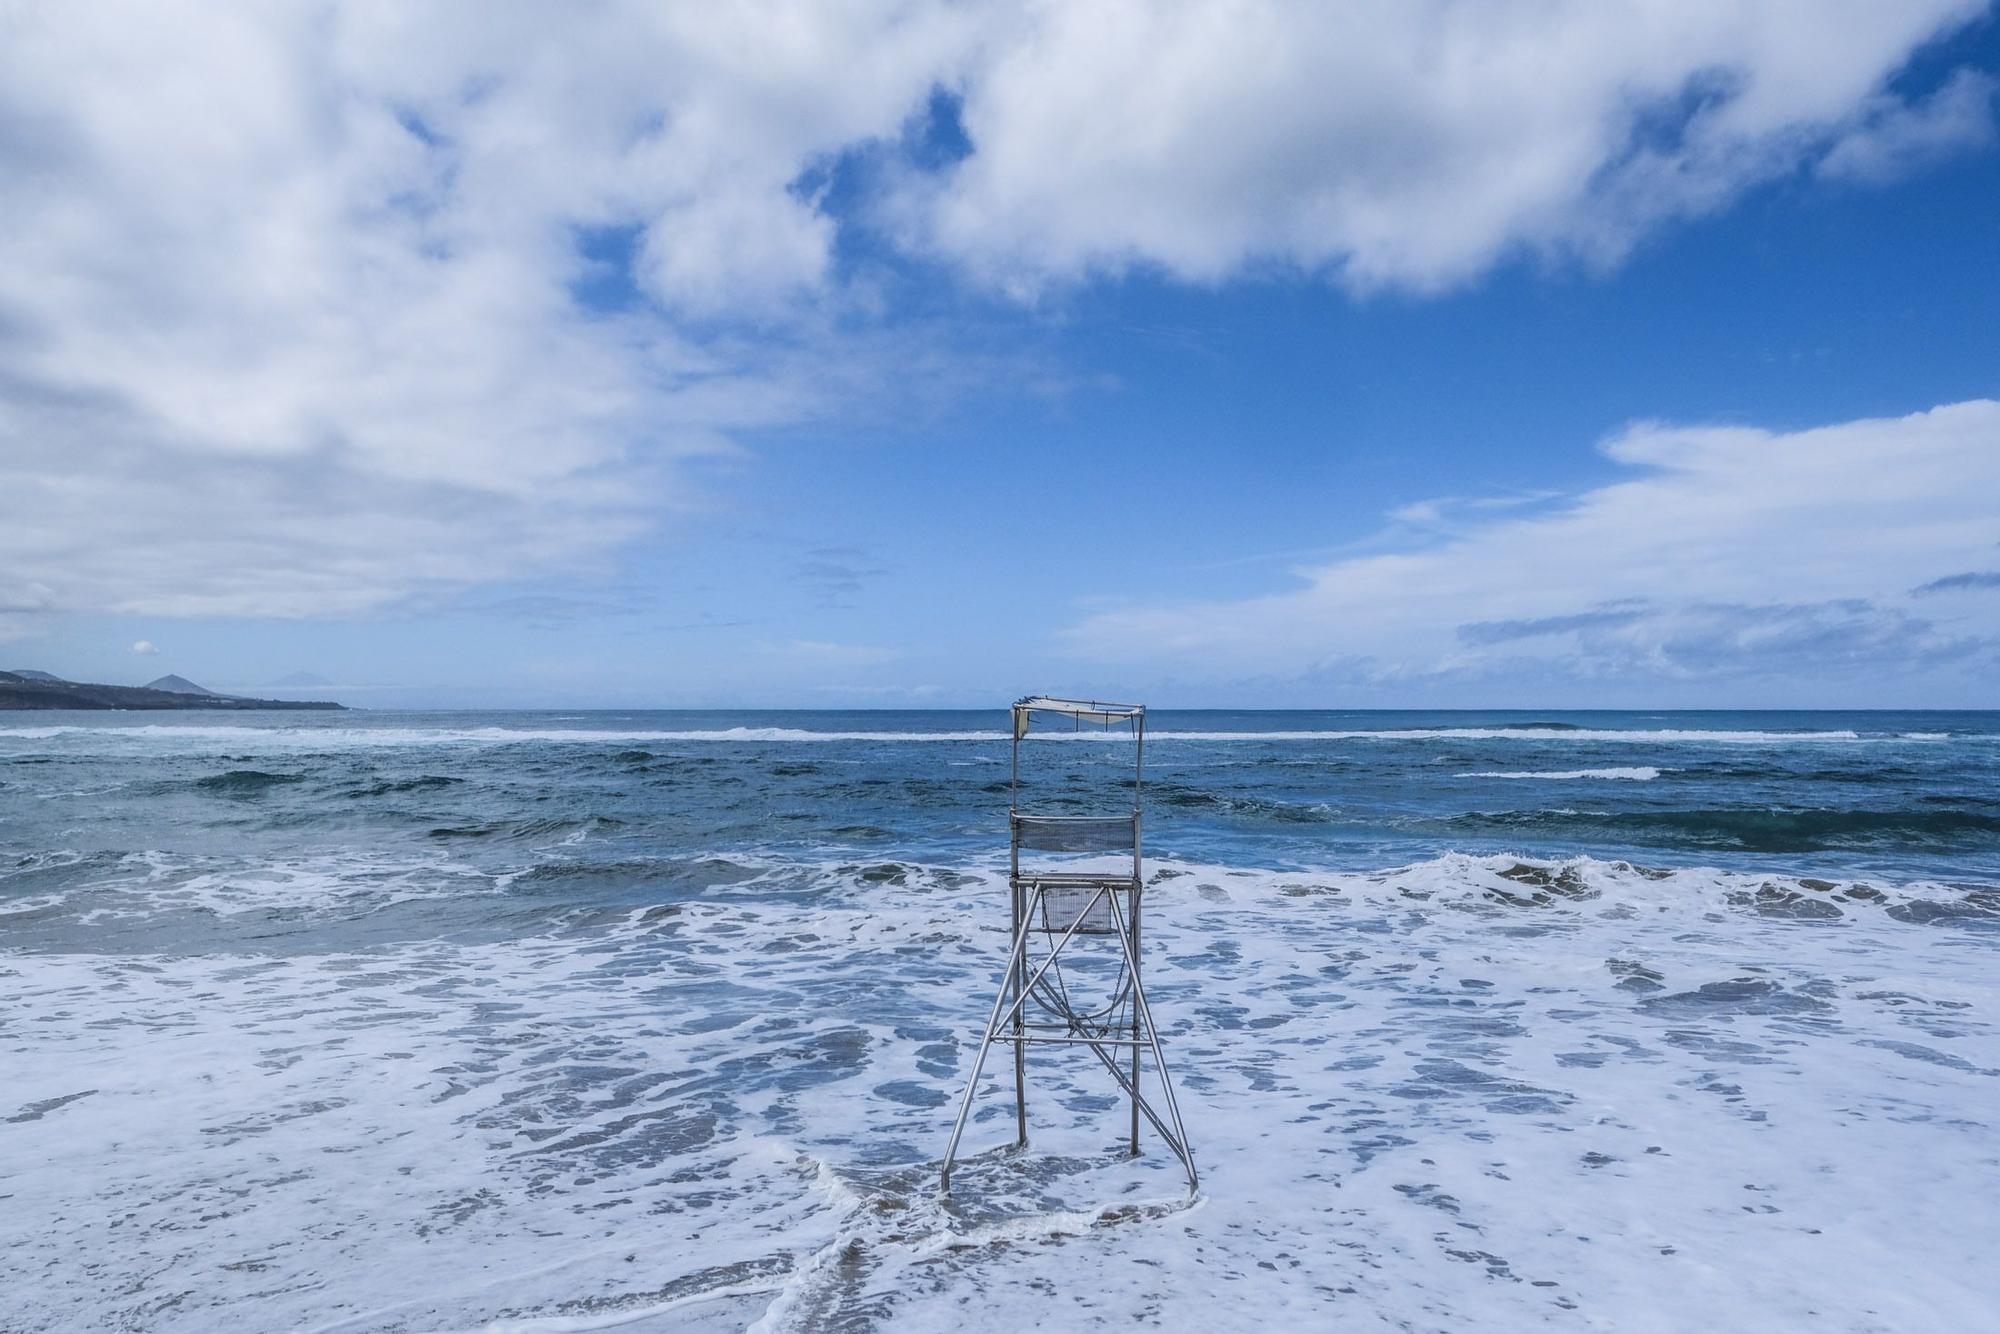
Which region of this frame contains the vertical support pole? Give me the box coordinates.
[1129,890,1142,1154]
[1129,820,1143,1156]
[1128,950,1142,1153]
[1108,890,1197,1194]
[941,906,1038,1194]
[1011,873,1027,1148]
[1009,722,1027,1148]
[1130,717,1145,1156]
[1134,726,1144,803]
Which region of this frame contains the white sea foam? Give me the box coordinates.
[0,847,516,923]
[4,852,1996,1330]
[1457,766,1663,780]
[1144,724,1872,748]
[0,723,1001,746]
[3,844,821,925]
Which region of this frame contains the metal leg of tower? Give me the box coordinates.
[939,905,1038,1195]
[1012,877,1027,1149]
[1129,892,1142,1157]
[1109,891,1198,1195]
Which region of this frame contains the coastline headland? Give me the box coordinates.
[0,670,343,711]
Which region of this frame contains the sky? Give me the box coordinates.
[1,1,1997,709]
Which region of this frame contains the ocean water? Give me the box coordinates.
[3,709,1997,1331]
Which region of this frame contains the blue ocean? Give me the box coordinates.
[4,710,1997,1330]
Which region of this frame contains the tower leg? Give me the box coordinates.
[940,909,1037,1195]
[1109,892,1198,1195]
[1129,888,1142,1156]
[1012,881,1028,1148]
[1129,1023,1141,1155]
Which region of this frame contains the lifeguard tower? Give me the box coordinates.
[940,695,1197,1195]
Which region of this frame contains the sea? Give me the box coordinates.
[3,709,1997,1331]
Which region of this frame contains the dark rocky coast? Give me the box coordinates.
[0,670,342,711]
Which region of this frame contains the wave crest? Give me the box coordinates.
[1456,767,1662,781]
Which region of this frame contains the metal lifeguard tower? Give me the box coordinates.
[940,695,1197,1195]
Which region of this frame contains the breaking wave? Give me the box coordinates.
[1457,767,1662,781]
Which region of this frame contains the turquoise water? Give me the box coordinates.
[4,710,1997,1329]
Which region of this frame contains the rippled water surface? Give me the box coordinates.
[4,710,1997,1330]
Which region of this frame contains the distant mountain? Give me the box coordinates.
[0,670,341,712]
[265,671,335,689]
[5,669,67,682]
[144,674,216,696]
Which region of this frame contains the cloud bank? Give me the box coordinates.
[0,1,1991,631]
[1062,401,2000,699]
[913,0,1993,292]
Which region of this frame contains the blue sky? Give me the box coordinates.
[3,3,1997,707]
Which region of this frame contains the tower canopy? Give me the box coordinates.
[1012,695,1144,738]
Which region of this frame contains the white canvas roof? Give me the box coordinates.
[1012,695,1144,737]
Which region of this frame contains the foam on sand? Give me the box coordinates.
[5,853,1996,1330]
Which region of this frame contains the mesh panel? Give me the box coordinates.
[1037,883,1120,936]
[1013,814,1137,852]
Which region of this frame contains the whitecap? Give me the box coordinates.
[1456,766,1662,781]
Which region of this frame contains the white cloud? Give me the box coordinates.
[909,0,1987,293]
[0,2,1990,635]
[1060,401,2000,695]
[0,2,970,624]
[130,640,158,655]
[1818,67,1998,184]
